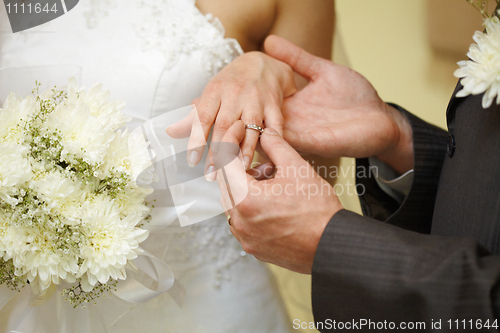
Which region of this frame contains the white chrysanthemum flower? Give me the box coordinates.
[78,198,148,292]
[66,78,131,131]
[0,143,32,205]
[15,225,79,294]
[100,129,154,182]
[30,171,87,223]
[43,102,115,165]
[0,211,22,261]
[28,157,50,181]
[99,129,130,179]
[455,16,500,108]
[114,183,152,218]
[0,93,38,145]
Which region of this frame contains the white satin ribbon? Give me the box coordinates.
[112,251,175,304]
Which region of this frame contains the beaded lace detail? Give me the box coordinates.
[134,0,243,77]
[82,0,117,29]
[158,223,249,288]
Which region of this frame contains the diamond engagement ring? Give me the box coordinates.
[244,124,264,137]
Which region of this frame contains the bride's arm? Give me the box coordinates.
[265,0,334,89]
[167,0,335,177]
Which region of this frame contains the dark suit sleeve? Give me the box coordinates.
[311,107,500,331]
[312,210,500,331]
[357,103,448,234]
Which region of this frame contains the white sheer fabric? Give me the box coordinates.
[0,1,291,332]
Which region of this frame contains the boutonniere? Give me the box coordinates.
[454,0,500,108]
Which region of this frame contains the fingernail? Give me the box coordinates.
[264,128,281,137]
[205,165,217,182]
[165,127,172,137]
[188,151,199,167]
[243,156,251,170]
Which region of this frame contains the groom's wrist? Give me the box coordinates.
[376,104,414,175]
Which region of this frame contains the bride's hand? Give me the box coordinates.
[166,51,297,179]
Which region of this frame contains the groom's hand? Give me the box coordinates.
[264,35,415,175]
[215,121,342,274]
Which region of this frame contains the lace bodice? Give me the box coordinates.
[0,1,290,332]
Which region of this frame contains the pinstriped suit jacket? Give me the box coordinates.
[312,84,500,331]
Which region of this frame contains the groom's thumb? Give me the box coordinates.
[260,128,306,170]
[264,35,323,81]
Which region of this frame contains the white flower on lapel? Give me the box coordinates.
[455,15,500,109]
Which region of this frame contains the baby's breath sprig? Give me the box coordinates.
[29,87,61,125]
[137,199,156,228]
[466,0,500,18]
[49,86,67,104]
[62,280,118,308]
[96,169,130,198]
[66,155,100,184]
[0,259,25,291]
[5,188,44,227]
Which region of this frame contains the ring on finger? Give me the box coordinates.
[244,124,264,137]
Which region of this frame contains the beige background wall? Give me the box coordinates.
[270,1,484,332]
[336,0,482,130]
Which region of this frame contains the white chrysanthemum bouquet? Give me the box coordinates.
[0,79,153,307]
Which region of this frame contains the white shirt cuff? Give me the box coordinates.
[368,156,414,204]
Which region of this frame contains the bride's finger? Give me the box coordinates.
[204,151,216,182]
[186,94,221,167]
[240,112,263,170]
[215,121,256,207]
[209,100,243,153]
[191,97,201,106]
[205,101,243,177]
[165,107,195,138]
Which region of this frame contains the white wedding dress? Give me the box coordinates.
[0,1,292,332]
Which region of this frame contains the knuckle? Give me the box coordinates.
[205,80,222,94]
[234,218,252,236]
[213,118,232,133]
[229,81,245,94]
[197,112,213,127]
[247,85,264,98]
[243,51,264,63]
[242,109,264,124]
